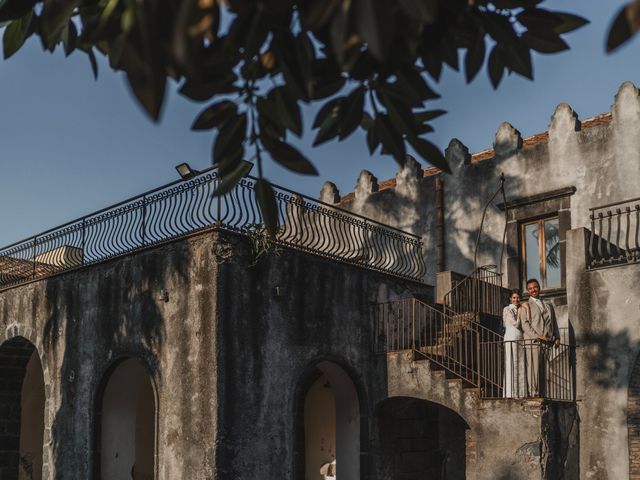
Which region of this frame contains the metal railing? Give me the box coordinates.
[482,340,574,401]
[442,266,510,318]
[0,168,426,290]
[374,297,575,401]
[588,197,640,268]
[374,297,503,394]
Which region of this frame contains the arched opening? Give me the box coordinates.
[298,361,361,480]
[375,397,468,480]
[628,353,640,478]
[96,357,156,480]
[0,337,45,480]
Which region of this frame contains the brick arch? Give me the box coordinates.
[629,352,640,479]
[0,325,54,480]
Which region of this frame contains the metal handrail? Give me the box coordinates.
[481,339,575,401]
[374,297,504,393]
[588,197,640,269]
[0,169,426,290]
[442,265,507,318]
[374,297,575,401]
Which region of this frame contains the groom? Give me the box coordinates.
[518,278,559,397]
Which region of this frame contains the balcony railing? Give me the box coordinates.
[0,167,426,290]
[588,197,640,269]
[442,265,510,319]
[374,297,575,401]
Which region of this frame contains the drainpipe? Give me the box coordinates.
[435,176,445,272]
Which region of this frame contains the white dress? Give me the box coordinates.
[503,305,525,398]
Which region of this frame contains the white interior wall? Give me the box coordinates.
[305,374,336,480]
[318,362,360,480]
[101,358,155,480]
[19,350,45,480]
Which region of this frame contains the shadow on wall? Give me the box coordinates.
[43,242,193,477]
[581,328,640,390]
[444,165,525,276]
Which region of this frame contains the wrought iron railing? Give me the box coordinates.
[374,297,503,395]
[442,265,510,319]
[374,298,575,401]
[482,340,574,401]
[588,197,640,268]
[0,167,426,290]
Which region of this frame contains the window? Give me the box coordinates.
[521,217,561,290]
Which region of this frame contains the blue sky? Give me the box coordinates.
[0,1,638,246]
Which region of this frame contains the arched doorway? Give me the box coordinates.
[375,397,468,480]
[95,357,156,480]
[298,361,362,480]
[0,336,45,480]
[628,353,640,478]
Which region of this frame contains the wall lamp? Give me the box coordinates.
[175,162,200,180]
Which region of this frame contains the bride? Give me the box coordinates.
[503,289,528,398]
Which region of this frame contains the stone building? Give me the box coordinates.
[0,81,639,479]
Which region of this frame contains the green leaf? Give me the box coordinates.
[338,86,365,140]
[379,89,417,137]
[398,0,436,23]
[407,136,450,173]
[361,111,373,131]
[179,76,237,101]
[2,13,30,59]
[553,13,589,35]
[522,31,568,54]
[517,8,563,33]
[607,1,640,53]
[62,19,77,57]
[191,100,237,131]
[41,0,80,48]
[503,41,533,79]
[0,0,36,23]
[217,145,244,175]
[414,110,447,122]
[395,69,440,103]
[366,123,379,154]
[257,100,287,141]
[312,97,342,146]
[313,97,342,129]
[213,160,253,197]
[271,87,303,137]
[465,34,486,83]
[313,114,340,146]
[261,136,318,175]
[255,179,279,237]
[376,115,405,164]
[481,11,517,45]
[488,45,505,89]
[125,61,166,121]
[355,0,393,61]
[213,113,247,162]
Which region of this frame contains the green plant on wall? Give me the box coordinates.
[245,223,282,266]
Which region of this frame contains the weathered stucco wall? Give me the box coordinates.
[0,229,432,479]
[212,231,429,478]
[385,351,578,480]
[0,232,221,479]
[337,81,640,292]
[567,228,640,479]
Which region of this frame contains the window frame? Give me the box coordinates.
[520,215,561,291]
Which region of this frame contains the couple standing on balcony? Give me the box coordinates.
[502,279,560,398]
